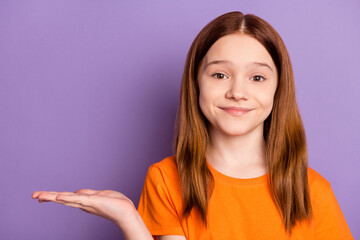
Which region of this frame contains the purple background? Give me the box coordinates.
[0,0,359,239]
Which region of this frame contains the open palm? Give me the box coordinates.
[32,189,136,226]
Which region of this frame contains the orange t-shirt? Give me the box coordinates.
[137,155,354,240]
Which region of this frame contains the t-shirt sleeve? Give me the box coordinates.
[137,164,185,238]
[313,182,354,239]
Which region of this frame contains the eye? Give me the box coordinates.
[212,73,228,80]
[251,75,266,82]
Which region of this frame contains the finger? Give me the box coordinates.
[56,194,92,207]
[33,191,59,198]
[37,194,89,208]
[32,191,48,198]
[59,201,97,215]
[33,191,75,199]
[37,192,75,202]
[38,199,69,205]
[37,197,68,205]
[75,189,100,195]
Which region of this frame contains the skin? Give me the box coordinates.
[32,190,153,240]
[32,32,277,240]
[198,32,278,178]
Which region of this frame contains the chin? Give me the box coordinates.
[218,126,254,137]
[222,130,252,137]
[215,122,263,137]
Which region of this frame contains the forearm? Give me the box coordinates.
[116,210,153,240]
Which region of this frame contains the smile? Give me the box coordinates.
[220,107,252,116]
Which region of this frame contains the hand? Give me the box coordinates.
[32,189,137,227]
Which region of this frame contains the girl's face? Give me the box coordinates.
[197,33,278,137]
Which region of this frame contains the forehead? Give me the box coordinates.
[203,33,276,71]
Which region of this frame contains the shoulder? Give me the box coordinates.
[307,167,331,188]
[307,167,332,202]
[151,155,178,174]
[306,168,354,238]
[138,156,185,236]
[145,155,181,191]
[148,155,179,181]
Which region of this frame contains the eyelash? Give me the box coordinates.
[212,73,266,82]
[251,75,266,82]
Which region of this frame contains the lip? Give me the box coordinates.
[220,106,253,116]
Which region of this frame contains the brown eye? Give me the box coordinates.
[213,73,228,79]
[251,75,265,82]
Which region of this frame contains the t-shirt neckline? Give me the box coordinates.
[206,160,268,185]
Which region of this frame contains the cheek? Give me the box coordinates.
[199,89,210,117]
[259,89,276,113]
[198,84,218,118]
[265,98,275,115]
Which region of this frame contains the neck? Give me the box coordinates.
[206,124,266,171]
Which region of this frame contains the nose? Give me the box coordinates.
[225,77,249,100]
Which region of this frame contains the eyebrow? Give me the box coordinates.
[204,60,274,72]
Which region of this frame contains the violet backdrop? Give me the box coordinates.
[0,0,359,239]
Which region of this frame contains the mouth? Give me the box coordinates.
[219,106,253,116]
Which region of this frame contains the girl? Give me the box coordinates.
[32,11,354,240]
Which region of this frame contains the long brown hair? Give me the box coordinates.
[173,11,313,235]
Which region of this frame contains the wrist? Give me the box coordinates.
[115,208,140,229]
[115,209,153,240]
